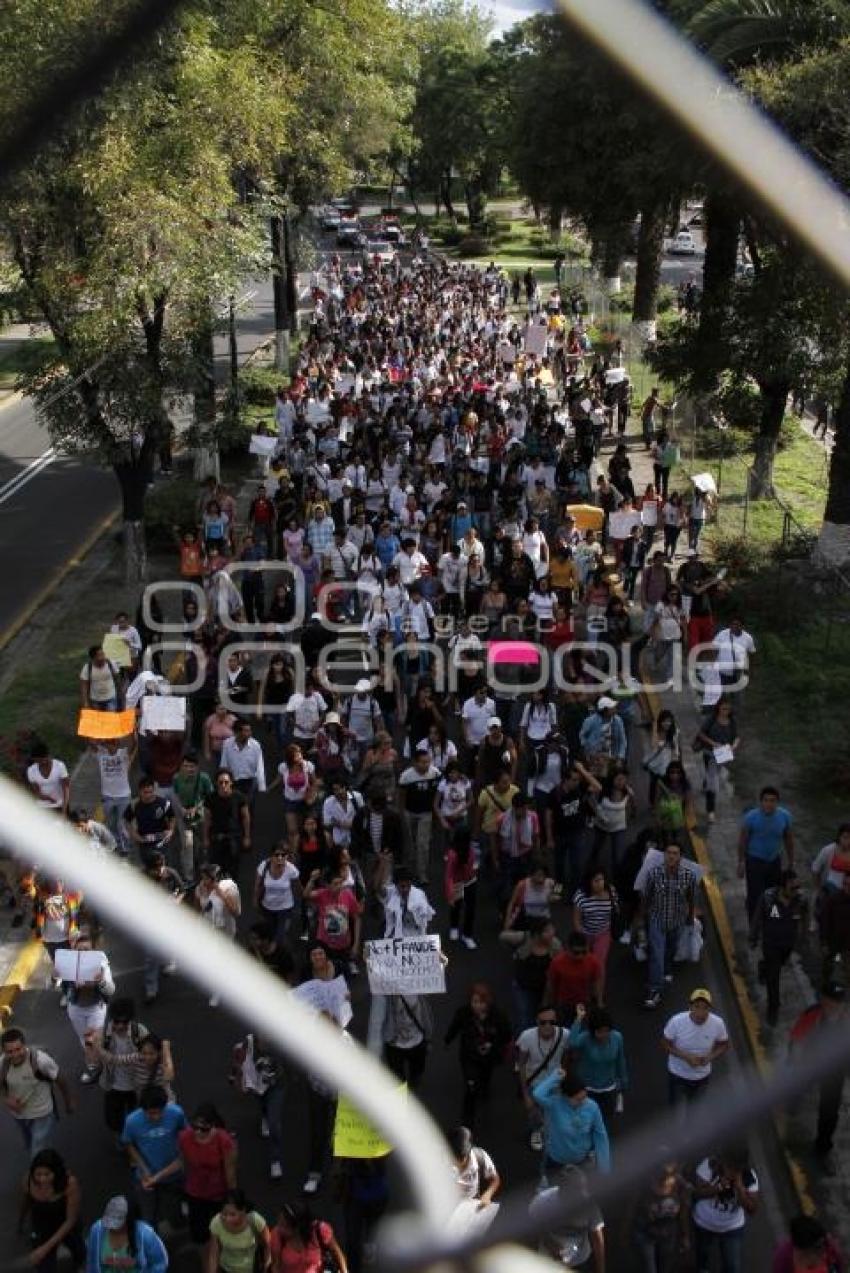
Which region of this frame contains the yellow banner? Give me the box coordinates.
[77,708,136,740]
[102,633,133,667]
[333,1088,404,1159]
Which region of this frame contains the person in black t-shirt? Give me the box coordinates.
[545,764,601,898]
[124,776,175,864]
[203,770,250,878]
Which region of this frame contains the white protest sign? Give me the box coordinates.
[249,434,277,457]
[294,974,353,1027]
[523,323,548,357]
[605,367,626,384]
[608,511,641,539]
[54,949,107,985]
[498,342,516,365]
[365,935,446,995]
[140,695,186,733]
[336,374,356,395]
[635,847,704,895]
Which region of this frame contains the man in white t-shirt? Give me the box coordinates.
[515,1005,570,1151]
[96,738,135,855]
[461,688,496,755]
[1,1027,73,1155]
[663,988,729,1108]
[26,745,70,815]
[714,617,756,687]
[322,780,364,850]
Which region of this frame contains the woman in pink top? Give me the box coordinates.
[270,1202,347,1273]
[203,702,236,765]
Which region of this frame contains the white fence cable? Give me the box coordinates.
[557,0,850,289]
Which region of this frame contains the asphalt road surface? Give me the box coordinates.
[0,721,792,1271]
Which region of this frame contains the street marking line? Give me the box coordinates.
[0,937,44,1020]
[0,506,120,656]
[0,446,55,504]
[643,681,817,1215]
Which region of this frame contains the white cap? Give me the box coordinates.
[487,716,502,728]
[597,696,617,710]
[355,678,371,693]
[324,711,341,725]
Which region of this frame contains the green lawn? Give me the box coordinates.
[0,335,57,389]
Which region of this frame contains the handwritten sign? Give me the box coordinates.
[364,935,445,996]
[102,633,132,667]
[333,1090,399,1158]
[249,433,277,457]
[293,974,352,1027]
[523,323,548,357]
[78,708,137,740]
[140,695,186,734]
[498,342,516,365]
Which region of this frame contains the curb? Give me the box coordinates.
[643,681,817,1215]
[0,506,120,657]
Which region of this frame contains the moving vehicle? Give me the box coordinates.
[669,230,697,256]
[364,239,396,265]
[337,218,364,247]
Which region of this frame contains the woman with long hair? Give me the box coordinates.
[444,981,512,1128]
[179,1103,238,1244]
[20,1149,84,1272]
[269,1200,348,1273]
[207,1189,271,1273]
[259,654,295,751]
[572,868,619,994]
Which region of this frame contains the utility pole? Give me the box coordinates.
[283,210,298,339]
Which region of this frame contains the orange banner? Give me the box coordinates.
[77,708,136,740]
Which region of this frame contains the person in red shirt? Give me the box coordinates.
[543,932,603,1024]
[269,1202,348,1273]
[303,871,362,974]
[771,1214,845,1273]
[177,1103,237,1244]
[249,484,276,553]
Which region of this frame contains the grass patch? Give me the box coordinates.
[0,555,125,772]
[0,335,57,389]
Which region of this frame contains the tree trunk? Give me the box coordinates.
[282,212,298,338]
[114,456,152,589]
[464,180,485,229]
[441,171,456,222]
[191,305,219,482]
[603,236,623,294]
[270,215,290,372]
[749,380,790,498]
[695,190,740,389]
[548,205,563,243]
[632,198,667,342]
[816,359,850,566]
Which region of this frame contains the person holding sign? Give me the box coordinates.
[60,932,114,1082]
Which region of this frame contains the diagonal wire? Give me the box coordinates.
[555,0,850,292]
[0,0,189,185]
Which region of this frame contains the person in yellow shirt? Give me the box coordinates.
[475,770,519,864]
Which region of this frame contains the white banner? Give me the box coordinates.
[365,935,446,995]
[249,433,277,457]
[54,949,107,985]
[523,323,548,356]
[608,510,641,539]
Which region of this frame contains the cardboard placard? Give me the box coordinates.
[364,935,445,996]
[523,323,548,356]
[249,434,277,457]
[78,708,137,740]
[140,695,186,733]
[293,974,353,1027]
[102,633,133,667]
[608,510,641,540]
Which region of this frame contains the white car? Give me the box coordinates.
[364,239,396,265]
[382,224,407,247]
[670,230,697,256]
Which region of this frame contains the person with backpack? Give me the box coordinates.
[1,1027,74,1159]
[79,644,125,712]
[269,1200,348,1273]
[515,1004,570,1153]
[84,996,148,1134]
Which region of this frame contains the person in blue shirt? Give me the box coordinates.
[374,524,401,572]
[567,1005,629,1123]
[532,1070,611,1176]
[121,1084,186,1231]
[578,698,627,769]
[86,1194,167,1273]
[737,786,795,921]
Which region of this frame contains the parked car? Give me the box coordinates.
[337,219,364,247]
[382,223,407,246]
[320,208,342,231]
[669,230,697,256]
[363,239,396,265]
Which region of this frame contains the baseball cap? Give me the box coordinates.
[690,988,712,1005]
[487,716,502,728]
[324,711,340,726]
[597,696,617,710]
[355,678,371,693]
[102,1196,129,1231]
[457,500,468,509]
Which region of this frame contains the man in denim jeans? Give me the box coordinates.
[1,1027,74,1158]
[641,842,697,1010]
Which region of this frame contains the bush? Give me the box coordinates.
[769,527,818,562]
[710,533,769,578]
[239,366,285,407]
[435,225,464,247]
[457,235,492,257]
[144,477,199,547]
